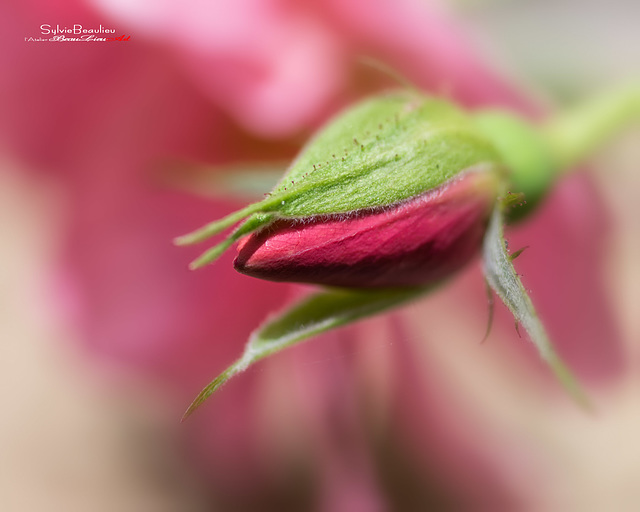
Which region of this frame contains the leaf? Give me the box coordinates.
[182,286,427,419]
[482,207,591,408]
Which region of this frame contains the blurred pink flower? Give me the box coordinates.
[87,0,532,135]
[0,0,625,509]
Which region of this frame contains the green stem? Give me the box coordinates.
[544,82,640,171]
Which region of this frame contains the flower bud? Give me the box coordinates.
[177,90,504,286]
[234,168,498,287]
[179,84,636,411]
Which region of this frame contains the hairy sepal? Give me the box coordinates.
[182,286,426,419]
[482,207,590,408]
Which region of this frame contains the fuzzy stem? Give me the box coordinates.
[544,82,640,171]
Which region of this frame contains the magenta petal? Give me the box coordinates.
[235,171,497,288]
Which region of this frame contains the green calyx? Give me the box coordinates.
[275,91,500,215]
[474,82,640,222]
[473,111,556,222]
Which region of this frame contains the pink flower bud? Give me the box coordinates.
[234,168,498,288]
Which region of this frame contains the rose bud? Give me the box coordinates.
[176,84,639,413]
[234,168,498,288]
[176,89,505,289]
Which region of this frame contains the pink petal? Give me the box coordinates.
[236,170,497,287]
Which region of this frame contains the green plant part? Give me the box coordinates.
[177,83,639,416]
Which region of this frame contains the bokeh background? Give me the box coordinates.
[1,0,639,510]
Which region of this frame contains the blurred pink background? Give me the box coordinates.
[1,0,639,510]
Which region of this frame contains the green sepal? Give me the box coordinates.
[276,91,500,216]
[188,213,276,269]
[482,207,591,409]
[182,286,427,420]
[174,203,269,246]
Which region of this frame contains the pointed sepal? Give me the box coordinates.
[482,207,591,408]
[182,286,426,419]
